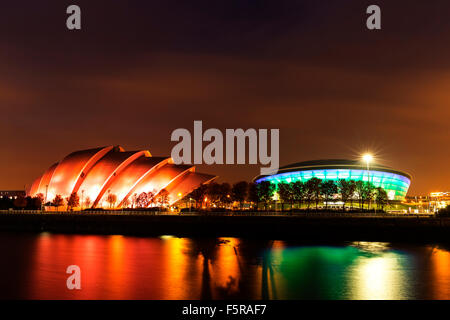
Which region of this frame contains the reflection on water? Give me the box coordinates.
[348,241,412,300]
[0,232,449,299]
[430,247,450,299]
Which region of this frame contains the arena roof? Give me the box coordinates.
[257,159,412,181]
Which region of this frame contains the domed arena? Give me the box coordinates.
[254,159,411,201]
[27,146,216,208]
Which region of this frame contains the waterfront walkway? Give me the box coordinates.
[0,210,448,241]
[0,209,435,218]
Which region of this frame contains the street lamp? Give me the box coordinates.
[362,153,373,182]
[362,153,373,210]
[44,184,49,212]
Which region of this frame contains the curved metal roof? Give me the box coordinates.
[28,146,217,207]
[255,159,412,181]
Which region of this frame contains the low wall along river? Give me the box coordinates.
[0,211,449,241]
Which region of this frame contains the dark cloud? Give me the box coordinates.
[1,0,449,194]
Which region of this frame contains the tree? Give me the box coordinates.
[218,183,232,208]
[277,182,294,211]
[136,192,149,208]
[187,184,208,209]
[231,181,248,209]
[292,180,305,210]
[375,187,388,211]
[13,196,27,209]
[83,196,92,209]
[355,181,375,210]
[146,191,155,208]
[106,193,117,209]
[156,189,170,208]
[122,197,130,209]
[320,180,337,210]
[131,193,139,208]
[256,181,276,211]
[247,182,259,210]
[354,181,365,209]
[366,182,375,210]
[65,192,79,211]
[306,178,322,210]
[53,195,64,211]
[35,193,44,209]
[363,182,376,210]
[337,179,356,212]
[206,183,222,207]
[303,180,315,210]
[29,195,43,210]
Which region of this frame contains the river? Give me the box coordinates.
[0,232,449,299]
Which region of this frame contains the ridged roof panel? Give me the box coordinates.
[28,146,217,209]
[47,146,113,200]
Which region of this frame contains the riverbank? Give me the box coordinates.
[0,211,449,241]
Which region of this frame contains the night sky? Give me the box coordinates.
[1,1,449,195]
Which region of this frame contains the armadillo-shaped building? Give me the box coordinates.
[27,146,216,208]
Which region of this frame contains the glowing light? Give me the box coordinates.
[362,153,373,164]
[351,253,407,300]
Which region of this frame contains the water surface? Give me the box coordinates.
[0,232,449,299]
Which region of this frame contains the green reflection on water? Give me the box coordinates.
[262,242,415,299]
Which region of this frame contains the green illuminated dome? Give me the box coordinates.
[255,159,411,201]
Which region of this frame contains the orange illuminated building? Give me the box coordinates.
[27,146,216,209]
[429,192,450,211]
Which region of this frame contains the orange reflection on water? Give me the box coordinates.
[212,238,241,297]
[103,235,128,299]
[430,247,450,299]
[161,236,200,300]
[28,234,108,299]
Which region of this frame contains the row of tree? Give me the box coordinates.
[185,178,389,211]
[6,179,389,212]
[0,195,42,210]
[271,178,388,211]
[184,181,257,209]
[10,189,172,211]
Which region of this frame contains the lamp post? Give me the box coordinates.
[81,189,84,211]
[44,184,49,212]
[362,154,373,211]
[177,192,183,213]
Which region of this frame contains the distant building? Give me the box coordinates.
[0,190,26,200]
[404,195,432,214]
[430,192,450,211]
